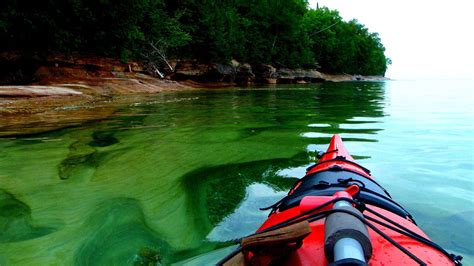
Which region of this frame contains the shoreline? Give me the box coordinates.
[0,56,387,137]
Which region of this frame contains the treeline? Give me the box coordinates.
[0,0,390,75]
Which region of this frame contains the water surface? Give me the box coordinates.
[0,80,472,265]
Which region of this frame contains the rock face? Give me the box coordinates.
[1,53,386,88]
[169,60,382,85]
[171,60,255,84]
[277,68,325,83]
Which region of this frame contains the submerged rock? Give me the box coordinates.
[134,247,163,266]
[89,131,119,147]
[74,198,170,266]
[0,95,116,137]
[181,152,307,227]
[58,139,98,180]
[0,189,56,243]
[58,130,119,180]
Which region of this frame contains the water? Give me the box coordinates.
[0,80,472,265]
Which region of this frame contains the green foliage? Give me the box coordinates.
[0,0,190,57]
[169,0,313,67]
[303,8,389,75]
[0,1,389,75]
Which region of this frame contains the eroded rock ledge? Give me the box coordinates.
[0,55,197,136]
[170,59,387,85]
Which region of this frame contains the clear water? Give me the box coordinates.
[0,80,472,265]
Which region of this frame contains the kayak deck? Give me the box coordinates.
[219,135,460,266]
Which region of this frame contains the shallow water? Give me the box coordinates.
[0,80,472,265]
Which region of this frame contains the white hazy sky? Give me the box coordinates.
[307,0,474,79]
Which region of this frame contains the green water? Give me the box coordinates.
[0,80,472,265]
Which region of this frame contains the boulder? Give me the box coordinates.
[129,62,143,72]
[235,63,255,85]
[216,63,236,76]
[276,68,325,83]
[265,78,278,84]
[252,64,278,83]
[173,60,212,78]
[277,68,297,83]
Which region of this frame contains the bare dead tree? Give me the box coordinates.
[140,39,175,79]
[149,41,174,72]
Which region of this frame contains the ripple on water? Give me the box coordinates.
[300,132,377,142]
[307,123,331,128]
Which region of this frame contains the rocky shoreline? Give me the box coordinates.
[169,59,388,84]
[0,55,387,136]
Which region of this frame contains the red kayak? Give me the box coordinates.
[219,135,462,266]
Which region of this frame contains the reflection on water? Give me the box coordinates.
[206,183,287,242]
[0,81,472,264]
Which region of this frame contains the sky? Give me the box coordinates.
[307,0,474,80]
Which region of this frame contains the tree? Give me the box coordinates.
[303,8,389,75]
[0,0,389,76]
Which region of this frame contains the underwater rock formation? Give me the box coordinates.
[74,198,170,266]
[0,189,56,243]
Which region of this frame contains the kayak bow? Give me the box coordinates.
[219,135,462,266]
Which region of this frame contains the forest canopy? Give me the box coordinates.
[0,0,390,76]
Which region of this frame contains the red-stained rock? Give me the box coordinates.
[0,86,83,97]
